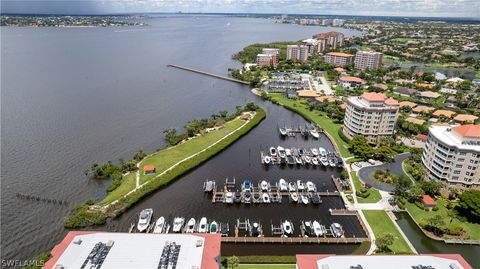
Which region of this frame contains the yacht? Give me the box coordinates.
[186,218,196,233]
[288,182,297,192]
[282,220,294,237]
[137,208,153,233]
[306,181,316,192]
[220,223,229,237]
[262,193,271,203]
[277,146,286,158]
[291,147,298,156]
[331,223,344,237]
[311,148,319,156]
[313,221,323,237]
[296,180,305,191]
[300,194,309,205]
[260,180,270,192]
[250,222,261,237]
[286,155,296,165]
[295,156,303,165]
[242,179,251,192]
[329,158,336,167]
[279,127,288,136]
[303,155,311,164]
[290,192,298,202]
[234,192,242,203]
[310,128,320,139]
[225,192,234,204]
[153,216,165,234]
[298,148,306,155]
[285,148,292,156]
[244,190,252,204]
[209,221,219,234]
[198,217,208,233]
[311,157,319,165]
[263,155,271,165]
[269,147,277,156]
[319,147,327,157]
[172,217,185,233]
[303,221,313,237]
[320,157,329,166]
[279,179,288,192]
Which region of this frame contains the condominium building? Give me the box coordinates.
[324,52,354,67]
[312,31,345,51]
[287,45,308,62]
[354,51,383,70]
[343,92,399,144]
[422,124,480,188]
[256,48,280,68]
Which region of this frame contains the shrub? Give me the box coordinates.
[432,206,439,211]
[346,194,354,203]
[356,190,371,198]
[446,224,465,236]
[414,200,425,210]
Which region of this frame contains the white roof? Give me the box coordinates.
[54,233,207,269]
[429,125,480,152]
[316,255,466,269]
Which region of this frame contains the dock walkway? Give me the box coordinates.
[167,64,250,85]
[221,236,367,244]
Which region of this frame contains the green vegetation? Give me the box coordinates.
[221,256,296,269]
[65,201,107,229]
[351,171,382,203]
[232,42,297,64]
[25,252,52,269]
[267,93,353,158]
[363,210,414,254]
[238,265,295,269]
[456,190,480,224]
[352,241,372,255]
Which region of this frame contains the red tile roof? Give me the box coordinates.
[144,165,155,172]
[361,92,387,102]
[296,254,334,269]
[422,195,437,206]
[340,76,365,84]
[384,98,399,106]
[327,52,354,58]
[416,134,428,141]
[453,124,480,138]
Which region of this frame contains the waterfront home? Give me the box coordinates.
[144,165,156,175]
[338,76,366,88]
[432,109,455,119]
[393,87,417,97]
[454,114,479,124]
[399,101,417,109]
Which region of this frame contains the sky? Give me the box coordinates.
[1,0,479,17]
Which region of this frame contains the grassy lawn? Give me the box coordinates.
[405,198,480,240]
[239,265,295,269]
[268,94,353,158]
[102,172,136,204]
[351,171,382,203]
[363,210,414,254]
[476,69,480,78]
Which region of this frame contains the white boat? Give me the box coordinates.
[186,218,196,233]
[300,194,309,205]
[296,180,305,191]
[285,148,292,156]
[282,220,294,236]
[263,155,271,164]
[311,157,319,165]
[331,223,344,237]
[319,147,327,157]
[303,221,313,237]
[306,181,316,192]
[303,156,311,164]
[279,179,288,192]
[250,222,261,237]
[137,208,153,233]
[210,221,219,234]
[329,158,336,167]
[279,127,288,136]
[244,190,252,203]
[290,192,298,202]
[198,217,208,233]
[295,156,303,165]
[260,180,270,191]
[311,148,319,156]
[310,129,320,139]
[288,182,296,192]
[153,216,165,234]
[320,157,328,166]
[172,217,185,233]
[269,147,277,156]
[313,221,323,237]
[277,146,286,158]
[225,192,234,204]
[262,193,271,203]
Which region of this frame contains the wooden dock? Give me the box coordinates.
[167,64,250,85]
[221,236,367,244]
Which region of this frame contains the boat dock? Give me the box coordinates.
[221,236,368,244]
[444,239,480,245]
[167,64,250,85]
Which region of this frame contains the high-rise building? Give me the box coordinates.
[255,48,280,67]
[343,92,399,144]
[312,31,345,51]
[354,51,383,70]
[287,45,308,62]
[422,124,480,188]
[332,19,346,26]
[324,52,354,66]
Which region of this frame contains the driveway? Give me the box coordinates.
[357,152,411,192]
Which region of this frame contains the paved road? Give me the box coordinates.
[357,153,411,192]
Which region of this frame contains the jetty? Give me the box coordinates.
[167,64,250,85]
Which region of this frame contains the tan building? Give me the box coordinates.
[325,52,354,67]
[287,45,308,62]
[256,48,280,67]
[422,124,480,188]
[343,92,400,144]
[312,31,345,51]
[354,51,383,70]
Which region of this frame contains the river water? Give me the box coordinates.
[1,15,364,262]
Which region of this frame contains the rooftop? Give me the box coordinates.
[399,101,417,108]
[432,109,456,118]
[326,52,354,57]
[453,124,480,138]
[412,105,434,113]
[454,114,479,123]
[347,92,399,109]
[340,76,365,84]
[298,90,320,98]
[429,125,480,152]
[419,90,441,99]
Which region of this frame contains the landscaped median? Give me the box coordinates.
[65,107,266,228]
[350,171,382,203]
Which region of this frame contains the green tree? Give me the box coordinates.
[133,150,147,161]
[407,184,424,201]
[164,128,180,146]
[219,110,229,118]
[226,256,240,269]
[348,135,374,160]
[376,233,395,252]
[419,180,443,196]
[374,146,396,163]
[394,175,412,196]
[456,190,480,224]
[425,215,445,235]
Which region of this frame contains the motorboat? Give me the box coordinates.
[263,155,271,165]
[137,208,153,233]
[286,155,296,165]
[269,147,277,156]
[306,181,316,192]
[320,157,329,166]
[313,221,323,237]
[303,155,311,164]
[260,180,270,191]
[285,148,292,156]
[262,193,271,203]
[337,157,344,168]
[288,182,297,192]
[296,180,305,191]
[277,146,286,158]
[310,128,320,139]
[298,148,306,155]
[250,222,261,237]
[279,179,288,192]
[172,217,185,233]
[186,218,196,233]
[209,221,218,234]
[295,156,303,165]
[300,194,309,205]
[291,147,298,156]
[310,194,322,205]
[331,223,344,237]
[290,192,298,202]
[311,148,319,156]
[234,192,242,203]
[279,127,288,136]
[220,223,229,237]
[329,158,336,167]
[243,179,251,191]
[203,180,214,193]
[153,216,165,234]
[198,217,208,233]
[303,221,313,237]
[225,192,234,204]
[319,147,327,157]
[244,190,252,204]
[311,157,319,165]
[282,220,294,236]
